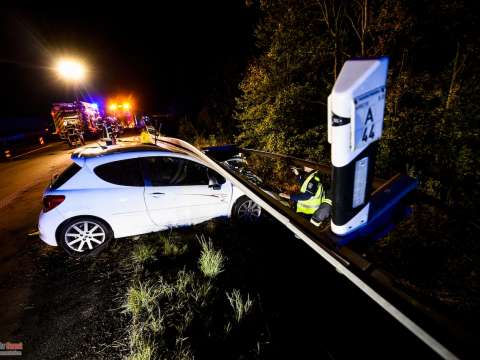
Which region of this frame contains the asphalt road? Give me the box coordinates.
[0,141,79,341]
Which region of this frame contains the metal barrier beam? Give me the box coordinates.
[158,137,460,360]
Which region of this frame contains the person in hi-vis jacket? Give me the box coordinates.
[279,167,332,226]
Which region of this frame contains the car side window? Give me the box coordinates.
[94,159,144,186]
[143,157,210,186]
[180,159,209,185]
[143,157,181,186]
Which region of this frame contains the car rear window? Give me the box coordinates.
[51,163,82,190]
[94,159,144,186]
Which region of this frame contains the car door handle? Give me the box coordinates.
[149,192,165,197]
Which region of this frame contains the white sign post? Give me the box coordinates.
[327,57,389,236]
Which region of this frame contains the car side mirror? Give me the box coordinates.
[208,169,221,190]
[208,177,221,190]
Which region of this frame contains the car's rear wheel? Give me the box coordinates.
[233,196,262,222]
[58,217,112,257]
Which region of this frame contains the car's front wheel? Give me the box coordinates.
[58,217,112,257]
[232,196,262,222]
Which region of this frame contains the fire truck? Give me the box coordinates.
[51,101,101,147]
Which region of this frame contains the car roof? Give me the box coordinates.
[72,143,170,159]
[71,141,205,167]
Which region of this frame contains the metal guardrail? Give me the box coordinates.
[206,146,387,189]
[158,137,466,359]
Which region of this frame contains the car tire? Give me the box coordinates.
[58,217,113,258]
[232,196,262,222]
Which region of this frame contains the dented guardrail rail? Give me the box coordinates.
[157,137,463,360]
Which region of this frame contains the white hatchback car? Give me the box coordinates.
[38,143,261,257]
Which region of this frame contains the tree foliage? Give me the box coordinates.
[235,0,480,214]
[236,0,333,159]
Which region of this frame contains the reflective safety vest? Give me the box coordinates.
[296,171,332,215]
[140,129,154,144]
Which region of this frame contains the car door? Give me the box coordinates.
[142,155,231,229]
[91,158,155,237]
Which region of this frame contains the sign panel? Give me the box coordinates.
[352,157,369,208]
[352,86,386,151]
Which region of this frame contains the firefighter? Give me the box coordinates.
[279,168,332,226]
[140,128,154,144]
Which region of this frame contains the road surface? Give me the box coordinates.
[0,142,73,340]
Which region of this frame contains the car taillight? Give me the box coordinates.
[43,195,65,212]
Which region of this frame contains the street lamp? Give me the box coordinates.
[55,58,87,83]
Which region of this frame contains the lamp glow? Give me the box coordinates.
[55,58,87,82]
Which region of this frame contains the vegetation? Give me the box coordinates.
[131,243,157,267]
[160,233,188,257]
[232,0,480,318]
[121,227,270,359]
[198,234,225,278]
[226,289,254,323]
[124,2,479,356]
[235,0,479,213]
[123,281,159,319]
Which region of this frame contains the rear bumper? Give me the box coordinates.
[38,208,65,246]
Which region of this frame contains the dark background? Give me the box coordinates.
[0,3,255,134]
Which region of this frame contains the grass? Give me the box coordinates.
[226,289,254,323]
[131,243,157,266]
[124,271,204,358]
[148,308,165,334]
[128,339,155,360]
[120,226,269,359]
[158,233,188,257]
[197,234,225,278]
[123,282,159,318]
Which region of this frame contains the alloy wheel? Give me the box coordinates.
[237,199,261,221]
[64,220,106,252]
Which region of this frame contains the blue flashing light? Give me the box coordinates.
[92,103,99,110]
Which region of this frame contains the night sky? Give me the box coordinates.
[0,3,255,134]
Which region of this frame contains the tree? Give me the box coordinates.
[236,0,480,214]
[235,0,335,160]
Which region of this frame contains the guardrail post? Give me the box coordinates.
[328,57,389,235]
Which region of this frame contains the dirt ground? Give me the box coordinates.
[19,240,132,359]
